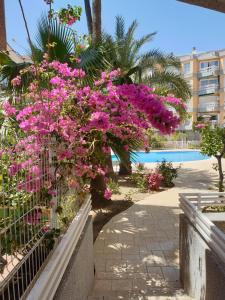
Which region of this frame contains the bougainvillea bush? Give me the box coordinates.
[146,171,164,191]
[1,59,185,204]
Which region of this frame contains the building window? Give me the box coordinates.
[183,63,190,74]
[199,60,219,69]
[200,78,218,88]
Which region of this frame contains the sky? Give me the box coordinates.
[4,0,225,56]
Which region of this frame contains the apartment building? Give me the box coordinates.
[179,48,225,130]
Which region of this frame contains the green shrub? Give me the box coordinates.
[107,178,121,195]
[157,160,179,187]
[130,172,146,192]
[146,129,166,149]
[136,163,145,172]
[150,136,162,149]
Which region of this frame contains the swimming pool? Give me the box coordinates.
[111,150,209,163]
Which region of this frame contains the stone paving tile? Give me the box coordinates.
[145,250,167,266]
[121,246,140,255]
[145,241,161,251]
[96,271,127,280]
[161,267,180,282]
[93,280,112,291]
[95,259,106,272]
[106,260,127,273]
[104,252,122,260]
[89,159,219,298]
[122,253,141,260]
[127,272,149,279]
[126,260,148,273]
[111,279,133,291]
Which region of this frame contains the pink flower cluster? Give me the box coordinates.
[2,101,17,117]
[11,76,21,87]
[195,123,206,129]
[146,172,163,191]
[3,61,185,198]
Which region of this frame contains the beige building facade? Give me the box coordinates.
[179,49,225,130]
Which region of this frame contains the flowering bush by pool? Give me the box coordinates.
[112,150,209,163]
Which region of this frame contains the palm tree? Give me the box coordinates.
[84,0,102,43]
[103,16,190,99]
[0,15,108,90]
[102,16,191,175]
[92,0,101,43]
[84,0,93,35]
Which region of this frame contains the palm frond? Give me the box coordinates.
[107,132,142,166]
[33,15,74,62]
[138,49,172,69]
[144,70,191,100]
[0,60,31,90]
[115,15,125,41]
[0,52,14,65]
[78,46,111,85]
[135,32,156,51]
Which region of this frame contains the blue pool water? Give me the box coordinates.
[111,150,209,163]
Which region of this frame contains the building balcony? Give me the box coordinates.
[183,72,192,78]
[198,84,219,96]
[198,66,219,78]
[198,103,220,113]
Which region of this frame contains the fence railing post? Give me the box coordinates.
[49,138,58,229]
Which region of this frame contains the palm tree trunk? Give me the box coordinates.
[119,152,132,175]
[84,0,93,35]
[92,0,101,43]
[216,155,224,192]
[0,0,7,51]
[90,174,107,207]
[105,152,116,180]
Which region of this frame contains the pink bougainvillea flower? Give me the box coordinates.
[42,225,50,233]
[24,208,42,225]
[48,189,57,196]
[123,145,129,151]
[104,188,112,200]
[57,149,73,160]
[146,171,163,191]
[2,101,17,117]
[11,75,21,87]
[8,162,21,176]
[89,112,110,131]
[5,60,184,198]
[195,123,206,129]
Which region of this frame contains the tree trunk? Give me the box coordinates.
[84,0,93,35]
[92,0,101,43]
[105,152,116,180]
[119,152,132,176]
[216,156,224,192]
[90,174,107,207]
[0,0,7,51]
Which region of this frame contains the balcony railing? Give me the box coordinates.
[198,103,220,112]
[198,66,219,78]
[199,84,219,96]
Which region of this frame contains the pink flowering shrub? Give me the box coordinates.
[2,59,185,200]
[146,172,164,191]
[195,123,206,129]
[104,188,112,200]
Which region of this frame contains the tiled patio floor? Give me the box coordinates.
[89,159,219,300]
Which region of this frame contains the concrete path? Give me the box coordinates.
[89,158,219,300]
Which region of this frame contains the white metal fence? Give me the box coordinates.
[163,140,200,149]
[0,140,65,299]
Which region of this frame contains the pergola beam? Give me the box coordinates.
[178,0,225,13]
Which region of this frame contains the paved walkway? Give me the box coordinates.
[89,159,219,300]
